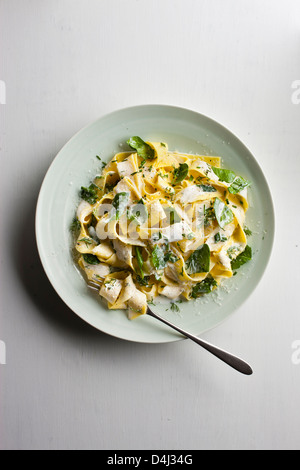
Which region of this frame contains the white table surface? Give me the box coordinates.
[1,0,300,450]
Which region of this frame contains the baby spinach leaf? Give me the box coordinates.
[214,198,234,229]
[83,254,100,265]
[186,244,210,274]
[112,192,130,220]
[191,276,217,298]
[173,163,189,184]
[151,245,166,270]
[228,176,251,194]
[198,184,217,192]
[231,245,252,270]
[214,232,228,243]
[127,136,155,160]
[211,167,236,183]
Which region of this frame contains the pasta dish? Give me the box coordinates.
[72,137,252,319]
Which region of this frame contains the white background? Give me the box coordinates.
[1,0,300,450]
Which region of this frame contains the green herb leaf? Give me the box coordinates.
[83,254,100,265]
[228,176,251,194]
[231,245,252,270]
[127,199,148,225]
[136,275,151,287]
[243,226,252,236]
[163,206,181,225]
[80,183,99,204]
[170,302,180,313]
[173,163,189,184]
[214,198,234,229]
[135,246,144,279]
[214,232,228,243]
[186,244,210,274]
[70,217,81,232]
[211,166,236,183]
[198,184,217,192]
[111,192,130,220]
[151,245,166,270]
[191,276,217,298]
[164,251,179,264]
[127,136,155,160]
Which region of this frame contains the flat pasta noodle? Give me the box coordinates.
[73,138,252,319]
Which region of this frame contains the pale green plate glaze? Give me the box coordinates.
[35,105,275,343]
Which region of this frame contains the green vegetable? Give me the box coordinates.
[191,276,217,298]
[170,302,180,313]
[173,163,189,184]
[214,198,234,229]
[78,237,94,248]
[136,275,151,286]
[70,217,81,232]
[164,206,181,225]
[198,184,217,192]
[203,206,216,227]
[127,136,155,160]
[228,176,251,194]
[128,199,148,225]
[186,244,210,274]
[231,245,252,270]
[151,245,166,270]
[211,167,236,183]
[135,246,144,279]
[80,183,99,204]
[164,251,179,263]
[214,232,228,243]
[244,226,252,236]
[83,254,100,265]
[111,192,130,220]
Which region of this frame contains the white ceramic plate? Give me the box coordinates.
[35,105,275,343]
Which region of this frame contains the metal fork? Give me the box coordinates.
[88,281,253,375]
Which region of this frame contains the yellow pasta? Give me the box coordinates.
[73,137,252,319]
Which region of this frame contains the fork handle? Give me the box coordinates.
[147,308,253,375]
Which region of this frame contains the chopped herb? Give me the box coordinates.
[191,276,217,298]
[78,237,94,248]
[214,198,234,229]
[204,206,216,227]
[96,155,101,161]
[127,136,155,160]
[231,245,252,270]
[186,244,210,274]
[170,302,180,313]
[214,232,228,243]
[173,163,189,185]
[80,183,99,205]
[161,142,166,147]
[83,254,100,265]
[164,251,179,264]
[136,275,151,287]
[244,226,252,236]
[70,217,81,232]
